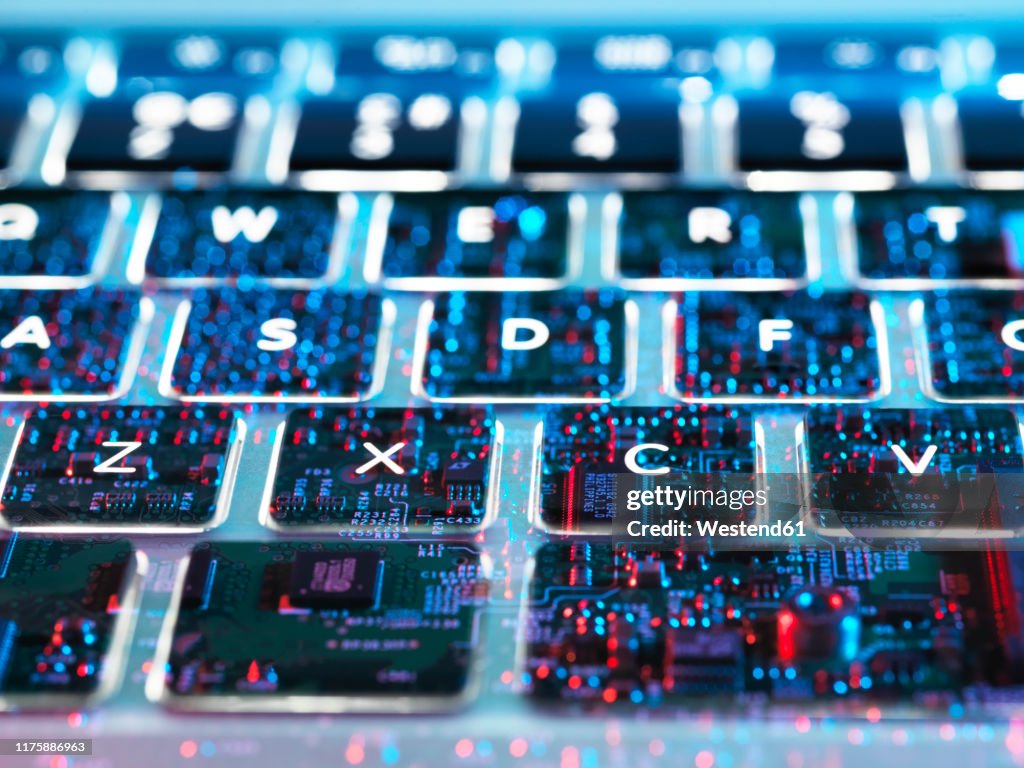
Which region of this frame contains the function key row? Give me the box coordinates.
[8,188,1024,289]
[1,287,1024,401]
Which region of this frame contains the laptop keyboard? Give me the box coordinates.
[5,27,1024,737]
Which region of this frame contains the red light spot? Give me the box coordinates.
[454,739,474,759]
[777,609,796,662]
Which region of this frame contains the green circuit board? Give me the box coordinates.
[524,542,1024,710]
[159,541,488,710]
[0,535,136,705]
[268,407,497,535]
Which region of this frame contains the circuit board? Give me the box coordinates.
[267,406,498,534]
[924,290,1024,399]
[0,534,139,709]
[0,289,142,397]
[524,542,1024,710]
[166,288,385,400]
[674,290,882,400]
[615,191,808,283]
[0,190,112,280]
[852,191,1024,282]
[143,190,343,282]
[802,407,1024,537]
[421,289,629,400]
[539,405,755,533]
[153,541,488,711]
[375,191,572,284]
[0,406,243,530]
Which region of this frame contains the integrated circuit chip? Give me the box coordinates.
[287,550,381,609]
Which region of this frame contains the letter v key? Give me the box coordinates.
[890,444,938,476]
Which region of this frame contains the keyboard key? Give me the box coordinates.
[957,93,1024,172]
[0,36,67,172]
[0,535,139,707]
[138,191,346,284]
[922,290,1024,400]
[672,291,884,401]
[289,36,495,174]
[513,89,681,174]
[848,191,1024,285]
[612,191,809,287]
[1,406,242,531]
[540,404,754,533]
[66,34,283,174]
[369,191,577,288]
[267,406,497,534]
[803,407,1024,536]
[524,542,1024,704]
[0,288,145,400]
[735,93,908,172]
[733,38,939,175]
[509,36,689,175]
[290,93,461,173]
[0,191,119,287]
[163,288,387,403]
[417,290,632,401]
[67,89,246,173]
[152,541,486,711]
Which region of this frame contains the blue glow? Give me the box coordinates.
[517,206,547,241]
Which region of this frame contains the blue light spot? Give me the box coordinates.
[517,206,547,241]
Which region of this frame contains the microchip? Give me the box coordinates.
[287,550,381,610]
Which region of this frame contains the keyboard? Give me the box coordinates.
[4,17,1024,767]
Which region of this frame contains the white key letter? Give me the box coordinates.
[1001,319,1024,351]
[501,318,550,351]
[891,444,938,476]
[456,207,495,243]
[624,443,670,475]
[211,205,279,243]
[758,318,794,352]
[95,441,144,474]
[1,315,51,349]
[688,207,733,244]
[925,206,966,243]
[0,204,39,241]
[257,317,298,352]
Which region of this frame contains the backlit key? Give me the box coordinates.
[671,291,885,401]
[417,290,633,402]
[162,288,388,403]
